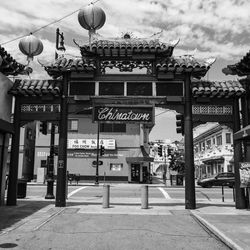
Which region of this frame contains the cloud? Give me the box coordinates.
[0,0,249,80]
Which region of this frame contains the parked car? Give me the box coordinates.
[197,172,235,188]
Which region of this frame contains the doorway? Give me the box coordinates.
[131,164,140,182]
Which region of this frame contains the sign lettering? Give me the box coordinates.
[93,105,154,124]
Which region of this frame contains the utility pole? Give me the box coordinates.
[46,28,65,199]
[45,123,55,199]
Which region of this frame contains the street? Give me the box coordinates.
[26,183,236,204]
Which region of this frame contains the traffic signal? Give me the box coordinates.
[176,114,184,135]
[53,145,59,156]
[158,145,163,157]
[100,145,105,156]
[39,122,47,135]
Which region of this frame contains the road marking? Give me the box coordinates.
[158,187,172,200]
[68,186,88,198]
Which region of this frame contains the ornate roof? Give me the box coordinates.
[156,56,215,79]
[45,55,215,79]
[78,38,178,58]
[45,57,96,77]
[0,46,26,76]
[9,78,245,99]
[192,80,245,98]
[9,79,62,97]
[222,51,250,76]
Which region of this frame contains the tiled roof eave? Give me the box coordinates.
[192,80,245,98]
[0,46,26,76]
[9,79,62,97]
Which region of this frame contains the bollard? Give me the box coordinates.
[103,184,110,208]
[141,185,148,209]
[221,185,224,202]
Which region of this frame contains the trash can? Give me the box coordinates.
[17,179,27,198]
[170,175,184,186]
[176,175,184,186]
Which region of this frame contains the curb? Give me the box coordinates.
[191,211,243,250]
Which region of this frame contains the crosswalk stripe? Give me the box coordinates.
[158,187,172,200]
[68,186,88,198]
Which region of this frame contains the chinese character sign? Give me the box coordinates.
[67,139,116,150]
[239,162,250,188]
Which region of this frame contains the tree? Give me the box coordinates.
[169,151,185,174]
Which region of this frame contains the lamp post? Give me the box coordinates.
[95,122,100,185]
[45,28,65,199]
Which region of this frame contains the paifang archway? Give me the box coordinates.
[7,35,246,209]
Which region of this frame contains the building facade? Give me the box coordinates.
[18,114,153,184]
[194,123,234,179]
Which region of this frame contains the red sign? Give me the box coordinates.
[93,105,154,124]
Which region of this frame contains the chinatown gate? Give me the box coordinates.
[5,9,247,208]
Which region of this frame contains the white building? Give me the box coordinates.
[194,123,234,179]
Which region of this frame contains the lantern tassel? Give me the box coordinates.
[89,29,95,51]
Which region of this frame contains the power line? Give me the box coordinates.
[155,110,168,117]
[0,0,101,46]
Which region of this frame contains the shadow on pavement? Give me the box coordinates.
[0,200,54,232]
[196,202,235,209]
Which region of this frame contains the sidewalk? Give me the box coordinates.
[1,196,250,249]
[191,204,250,250]
[1,180,250,250]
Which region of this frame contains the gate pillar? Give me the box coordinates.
[7,98,21,206]
[233,98,247,209]
[184,73,196,209]
[55,74,69,207]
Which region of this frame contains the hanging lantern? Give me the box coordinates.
[19,33,43,63]
[78,4,106,32]
[78,3,106,48]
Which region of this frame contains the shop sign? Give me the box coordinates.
[68,139,115,150]
[93,105,154,124]
[239,162,250,187]
[67,151,117,158]
[21,104,60,113]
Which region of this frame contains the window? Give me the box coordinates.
[206,139,211,149]
[227,165,233,172]
[99,82,124,95]
[68,119,78,132]
[100,123,126,133]
[110,163,123,171]
[216,135,222,146]
[69,81,95,95]
[213,137,216,144]
[127,82,152,96]
[226,133,231,144]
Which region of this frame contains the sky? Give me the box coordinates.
[0,0,249,141]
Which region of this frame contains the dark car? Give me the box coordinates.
[197,172,235,188]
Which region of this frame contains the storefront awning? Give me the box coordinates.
[234,125,250,141]
[126,156,154,163]
[202,156,224,164]
[126,146,154,163]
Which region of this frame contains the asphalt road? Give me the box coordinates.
[26,184,235,203]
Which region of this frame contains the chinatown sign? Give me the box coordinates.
[93,105,154,124]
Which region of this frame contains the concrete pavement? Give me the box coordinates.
[0,183,250,249]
